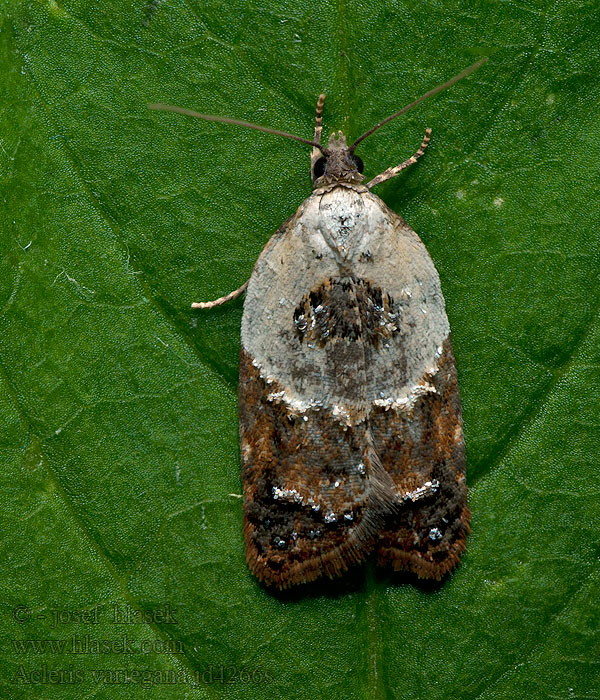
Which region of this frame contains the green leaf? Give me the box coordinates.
[1,0,599,698]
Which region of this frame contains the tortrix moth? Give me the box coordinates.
[150,57,486,589]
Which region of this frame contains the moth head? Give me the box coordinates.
[312,132,364,187]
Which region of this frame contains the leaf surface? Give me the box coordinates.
[1,0,599,697]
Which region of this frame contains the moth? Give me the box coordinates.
[150,58,485,589]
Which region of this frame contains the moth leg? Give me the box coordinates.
[191,280,248,310]
[310,93,326,182]
[366,128,431,189]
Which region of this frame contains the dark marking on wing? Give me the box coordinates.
[293,277,403,349]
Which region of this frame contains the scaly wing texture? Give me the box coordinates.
[240,189,468,588]
[372,335,469,579]
[240,347,387,589]
[352,202,469,579]
[239,213,386,588]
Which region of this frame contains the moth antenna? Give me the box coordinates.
[148,103,327,153]
[349,57,488,152]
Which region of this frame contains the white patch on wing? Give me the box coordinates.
[373,382,438,412]
[242,184,450,414]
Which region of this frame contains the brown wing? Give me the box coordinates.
[371,335,470,579]
[240,347,390,589]
[238,198,403,590]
